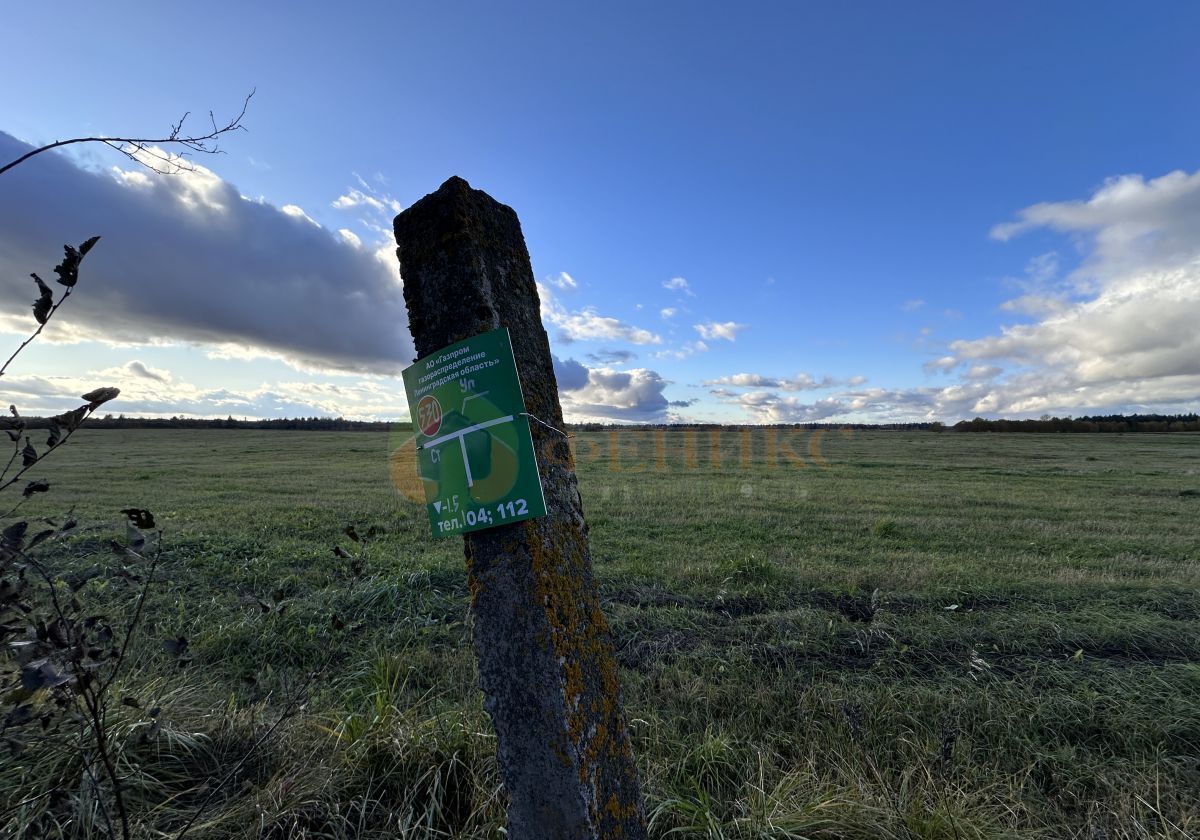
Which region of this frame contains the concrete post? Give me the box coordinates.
[394,177,646,839]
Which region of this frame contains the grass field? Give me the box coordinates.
[3,427,1199,838]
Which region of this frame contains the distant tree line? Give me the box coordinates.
[22,414,394,432]
[571,421,945,431]
[953,414,1200,433]
[24,416,944,433]
[14,413,1199,433]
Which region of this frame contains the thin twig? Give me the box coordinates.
[81,686,131,840]
[0,494,31,520]
[77,723,118,840]
[99,540,161,696]
[0,439,18,484]
[17,552,69,638]
[0,288,73,379]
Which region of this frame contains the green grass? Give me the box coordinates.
[4,427,1199,838]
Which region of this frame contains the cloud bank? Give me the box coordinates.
[0,133,413,375]
[3,360,409,421]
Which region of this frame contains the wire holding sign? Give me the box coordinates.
[401,328,547,537]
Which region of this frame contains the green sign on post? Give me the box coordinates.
[401,327,547,537]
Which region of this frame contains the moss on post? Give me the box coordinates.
[394,177,646,839]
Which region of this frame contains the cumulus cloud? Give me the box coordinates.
[548,355,680,422]
[0,133,412,375]
[694,321,747,341]
[546,271,578,290]
[950,265,1200,385]
[660,307,677,319]
[947,170,1200,412]
[713,169,1200,423]
[559,366,674,422]
[537,282,661,344]
[551,355,590,391]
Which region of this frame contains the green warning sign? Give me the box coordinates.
[401,328,547,537]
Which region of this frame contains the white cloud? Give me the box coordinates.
[901,299,925,312]
[998,295,1068,317]
[331,188,401,214]
[0,133,412,376]
[281,204,318,226]
[703,372,841,391]
[660,307,677,319]
[337,228,362,248]
[110,360,171,383]
[965,365,1002,381]
[654,340,707,360]
[694,321,747,341]
[663,277,694,296]
[1024,252,1060,285]
[538,282,661,345]
[547,271,577,290]
[711,389,849,423]
[585,349,636,365]
[923,356,958,374]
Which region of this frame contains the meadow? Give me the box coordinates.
[3,427,1198,839]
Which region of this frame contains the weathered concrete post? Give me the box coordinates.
[394,177,647,839]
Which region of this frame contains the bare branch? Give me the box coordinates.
[0,90,254,177]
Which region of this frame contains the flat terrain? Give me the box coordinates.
[4,428,1199,838]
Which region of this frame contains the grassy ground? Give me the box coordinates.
[3,427,1198,838]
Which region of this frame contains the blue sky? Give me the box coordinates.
[3,2,1199,423]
